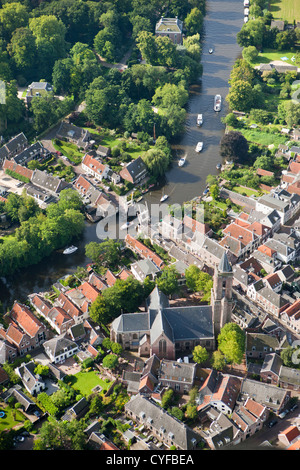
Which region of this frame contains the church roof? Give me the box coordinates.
[218,252,232,273]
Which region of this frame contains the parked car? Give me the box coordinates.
[290,404,299,412]
[268,420,278,428]
[278,410,288,419]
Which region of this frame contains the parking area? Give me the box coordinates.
[0,170,25,195]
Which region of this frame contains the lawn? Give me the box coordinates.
[68,370,113,396]
[232,186,259,196]
[269,0,300,22]
[240,128,288,147]
[0,406,26,432]
[52,140,84,165]
[250,49,300,68]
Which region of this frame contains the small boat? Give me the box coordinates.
[120,221,134,230]
[63,245,78,255]
[197,114,203,126]
[244,16,248,23]
[209,48,214,54]
[214,94,222,112]
[178,157,186,167]
[160,194,169,202]
[195,142,203,152]
[216,163,222,170]
[203,188,209,195]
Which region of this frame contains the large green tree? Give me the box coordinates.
[217,323,245,365]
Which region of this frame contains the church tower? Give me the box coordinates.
[211,252,233,338]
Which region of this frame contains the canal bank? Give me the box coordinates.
[0,0,244,308]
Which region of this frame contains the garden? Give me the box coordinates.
[0,405,26,433]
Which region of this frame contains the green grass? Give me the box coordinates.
[232,186,259,196]
[68,370,113,396]
[239,128,288,147]
[269,0,300,22]
[52,140,84,165]
[0,406,26,432]
[249,49,300,68]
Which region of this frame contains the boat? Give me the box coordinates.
[216,163,222,170]
[209,48,214,54]
[178,157,186,167]
[203,188,209,195]
[214,94,222,112]
[195,142,203,152]
[197,114,203,126]
[63,245,78,255]
[120,221,134,230]
[160,193,169,202]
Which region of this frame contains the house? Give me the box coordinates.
[280,299,300,334]
[256,189,300,224]
[231,398,269,441]
[245,332,281,360]
[292,128,300,142]
[3,159,34,181]
[198,406,241,450]
[15,361,46,395]
[260,353,300,391]
[31,169,70,196]
[96,145,111,158]
[43,335,78,363]
[130,258,161,282]
[157,359,198,394]
[12,141,50,166]
[47,307,74,335]
[25,81,53,105]
[88,432,120,450]
[119,157,148,185]
[278,425,300,448]
[238,378,290,414]
[56,122,92,150]
[195,235,237,268]
[81,152,110,181]
[155,17,183,45]
[270,20,285,31]
[125,234,164,268]
[263,272,283,293]
[0,133,28,165]
[125,394,201,450]
[196,369,242,414]
[62,397,89,422]
[0,334,18,364]
[4,301,49,355]
[56,292,84,322]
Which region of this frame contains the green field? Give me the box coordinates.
[0,406,26,432]
[269,0,300,22]
[68,370,113,396]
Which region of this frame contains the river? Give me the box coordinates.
[0,0,243,309]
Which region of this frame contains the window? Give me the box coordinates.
[159,339,166,354]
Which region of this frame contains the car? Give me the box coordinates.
[290,404,299,412]
[278,410,288,419]
[268,420,277,428]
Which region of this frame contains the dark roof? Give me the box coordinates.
[218,252,232,273]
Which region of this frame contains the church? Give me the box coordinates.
[110,252,233,360]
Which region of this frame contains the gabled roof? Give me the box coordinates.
[218,252,232,273]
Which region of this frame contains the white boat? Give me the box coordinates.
[214,94,222,112]
[160,194,169,202]
[120,221,134,230]
[178,157,186,167]
[63,245,78,255]
[195,142,203,152]
[216,163,222,170]
[209,48,214,54]
[197,114,203,126]
[244,16,248,23]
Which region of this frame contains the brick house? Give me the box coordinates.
[155,17,183,45]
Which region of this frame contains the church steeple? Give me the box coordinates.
[211,251,233,338]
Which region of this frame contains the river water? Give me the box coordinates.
[0,0,243,309]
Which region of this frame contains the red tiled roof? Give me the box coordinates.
[257,244,276,257]
[279,425,300,443]
[223,223,257,245]
[57,293,82,318]
[3,159,33,180]
[288,161,300,175]
[256,168,274,177]
[125,234,164,268]
[244,398,265,418]
[78,282,99,303]
[82,153,107,177]
[10,302,44,338]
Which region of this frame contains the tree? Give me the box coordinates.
[156,265,179,296]
[220,131,249,164]
[85,239,122,270]
[227,79,256,112]
[57,189,83,212]
[210,184,219,200]
[143,147,170,178]
[185,7,203,36]
[217,323,245,365]
[152,83,188,109]
[102,353,118,370]
[242,45,258,63]
[136,31,157,65]
[236,18,265,48]
[192,345,209,365]
[7,27,37,78]
[0,3,29,40]
[211,350,226,370]
[0,81,25,130]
